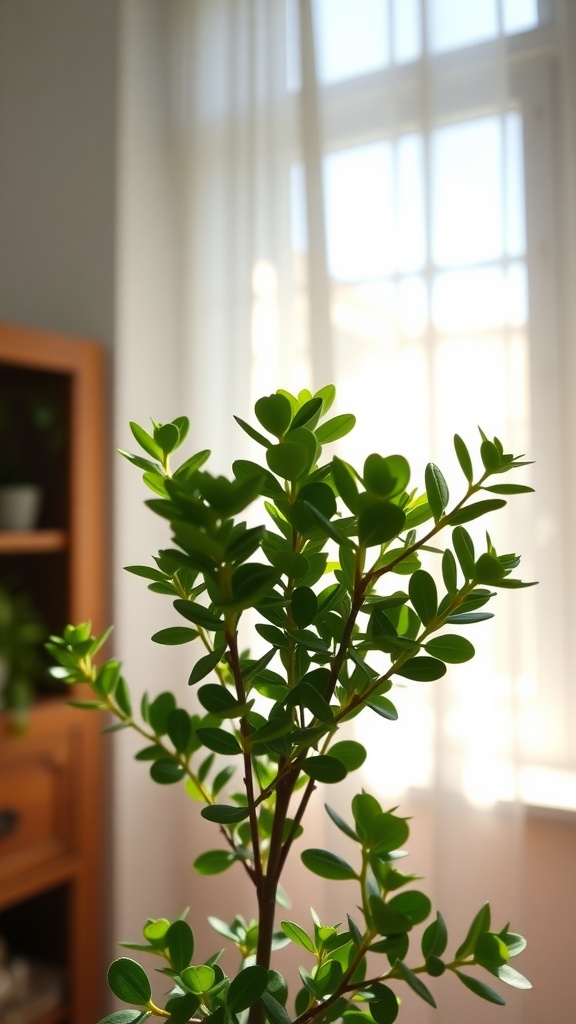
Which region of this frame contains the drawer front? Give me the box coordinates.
[0,732,74,882]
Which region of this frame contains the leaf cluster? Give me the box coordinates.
[47,387,534,1024]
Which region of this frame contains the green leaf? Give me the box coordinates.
[166,708,192,753]
[142,918,170,945]
[351,792,382,837]
[484,483,534,494]
[166,919,194,973]
[367,695,398,721]
[261,993,292,1024]
[281,920,316,953]
[449,499,506,525]
[316,413,356,444]
[442,549,458,595]
[452,526,475,579]
[368,896,411,936]
[291,586,318,627]
[234,415,272,449]
[363,454,410,498]
[408,570,437,625]
[107,958,151,1006]
[447,611,493,624]
[155,422,180,456]
[367,984,399,1024]
[292,396,323,430]
[325,804,359,842]
[231,563,279,606]
[480,438,501,472]
[201,804,250,824]
[301,848,358,881]
[496,965,531,989]
[454,434,473,483]
[174,599,224,631]
[474,552,507,584]
[129,422,162,461]
[331,457,359,513]
[425,463,449,520]
[255,394,293,437]
[455,971,505,1005]
[193,850,236,875]
[301,755,348,784]
[364,811,409,854]
[267,442,310,481]
[424,634,475,663]
[149,692,177,735]
[456,902,491,959]
[196,727,242,756]
[98,1013,150,1024]
[394,961,436,1007]
[197,684,243,716]
[227,965,269,1012]
[151,626,198,646]
[357,497,406,547]
[165,993,201,1024]
[421,912,448,959]
[328,740,366,771]
[393,962,434,1003]
[395,657,446,681]
[181,965,216,994]
[188,647,226,686]
[388,890,431,925]
[150,760,185,785]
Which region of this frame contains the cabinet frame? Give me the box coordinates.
[0,323,107,1024]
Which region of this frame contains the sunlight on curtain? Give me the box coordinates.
[172,0,574,805]
[169,2,576,1018]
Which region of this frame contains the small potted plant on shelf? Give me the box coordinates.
[49,385,535,1024]
[0,587,47,732]
[0,387,64,530]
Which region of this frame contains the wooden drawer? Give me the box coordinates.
[0,728,75,884]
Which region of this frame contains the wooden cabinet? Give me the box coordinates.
[0,324,106,1024]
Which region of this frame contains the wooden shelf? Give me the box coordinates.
[0,324,106,1024]
[0,530,67,555]
[34,1006,69,1024]
[3,1000,69,1024]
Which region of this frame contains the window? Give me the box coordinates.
[280,0,571,807]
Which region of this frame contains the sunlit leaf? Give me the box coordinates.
[395,657,446,681]
[301,848,358,881]
[425,463,449,520]
[424,635,475,663]
[454,434,473,483]
[166,920,194,973]
[107,958,151,1006]
[193,850,236,876]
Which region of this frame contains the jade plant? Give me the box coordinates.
[48,385,534,1024]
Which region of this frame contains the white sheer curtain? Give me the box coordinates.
[116,1,576,1021]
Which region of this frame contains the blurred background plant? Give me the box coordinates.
[0,586,47,731]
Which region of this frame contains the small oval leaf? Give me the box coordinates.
[107,958,151,1006]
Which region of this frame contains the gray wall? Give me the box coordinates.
[0,0,118,342]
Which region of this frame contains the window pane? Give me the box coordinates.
[428,0,498,53]
[431,116,503,266]
[503,0,540,34]
[397,134,426,272]
[506,112,526,256]
[393,0,421,64]
[433,267,507,333]
[324,142,395,280]
[313,0,390,83]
